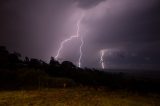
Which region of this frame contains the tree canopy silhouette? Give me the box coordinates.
[0,46,159,93]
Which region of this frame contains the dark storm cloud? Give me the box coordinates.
[0,0,107,61]
[82,0,160,68]
[0,0,160,69]
[75,0,106,9]
[0,0,74,59]
[86,0,160,49]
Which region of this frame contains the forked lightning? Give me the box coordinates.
[55,14,84,67]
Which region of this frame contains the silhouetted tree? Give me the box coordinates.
[25,56,29,63]
[9,52,21,63]
[49,57,60,67]
[61,61,76,69]
[0,46,9,68]
[0,45,160,92]
[28,58,42,69]
[8,52,22,69]
[0,46,8,54]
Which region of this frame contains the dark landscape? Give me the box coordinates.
[0,0,160,105]
[0,46,160,106]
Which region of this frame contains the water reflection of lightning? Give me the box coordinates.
[55,14,84,67]
[100,50,105,69]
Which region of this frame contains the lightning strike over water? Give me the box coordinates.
[55,14,84,67]
[100,50,105,69]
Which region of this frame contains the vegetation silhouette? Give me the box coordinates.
[0,46,160,93]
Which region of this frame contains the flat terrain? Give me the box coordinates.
[0,88,159,106]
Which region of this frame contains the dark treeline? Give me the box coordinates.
[0,46,160,93]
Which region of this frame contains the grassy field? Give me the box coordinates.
[0,88,159,106]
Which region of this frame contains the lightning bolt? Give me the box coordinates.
[79,36,84,67]
[100,50,105,69]
[55,14,84,67]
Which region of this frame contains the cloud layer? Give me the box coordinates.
[75,0,106,9]
[0,0,160,69]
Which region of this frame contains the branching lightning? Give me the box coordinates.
[55,14,84,67]
[100,50,105,69]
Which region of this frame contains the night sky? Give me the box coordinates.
[0,0,160,69]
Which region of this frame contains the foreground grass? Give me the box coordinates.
[0,88,159,106]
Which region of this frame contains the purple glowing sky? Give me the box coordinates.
[0,0,160,69]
